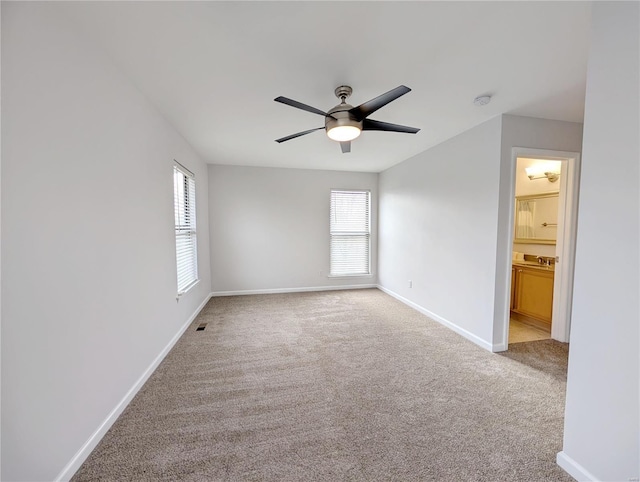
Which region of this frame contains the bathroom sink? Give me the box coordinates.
[513,260,554,270]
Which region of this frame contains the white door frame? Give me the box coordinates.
[500,147,581,347]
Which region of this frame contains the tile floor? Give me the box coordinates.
[508,317,551,344]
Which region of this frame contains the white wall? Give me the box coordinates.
[378,116,503,349]
[0,3,3,478]
[1,4,211,480]
[559,2,639,480]
[378,114,583,351]
[209,165,377,293]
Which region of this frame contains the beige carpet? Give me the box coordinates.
[73,289,572,481]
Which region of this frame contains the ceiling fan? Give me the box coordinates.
[274,85,420,153]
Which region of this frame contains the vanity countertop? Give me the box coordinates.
[512,260,555,272]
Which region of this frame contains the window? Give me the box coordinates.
[174,163,198,294]
[330,190,371,276]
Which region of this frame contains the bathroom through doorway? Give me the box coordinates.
[503,148,581,348]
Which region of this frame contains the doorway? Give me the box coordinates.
[501,148,581,348]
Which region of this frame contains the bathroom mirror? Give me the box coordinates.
[513,192,559,245]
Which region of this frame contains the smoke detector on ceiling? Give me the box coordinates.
[473,95,492,106]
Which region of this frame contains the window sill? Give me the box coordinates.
[327,274,373,279]
[176,279,200,300]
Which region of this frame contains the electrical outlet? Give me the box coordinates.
[408,280,412,288]
[319,270,323,276]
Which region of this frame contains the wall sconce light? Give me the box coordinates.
[525,166,560,183]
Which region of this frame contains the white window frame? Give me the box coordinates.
[329,189,371,277]
[174,162,198,295]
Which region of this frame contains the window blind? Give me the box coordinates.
[330,190,371,276]
[174,164,198,294]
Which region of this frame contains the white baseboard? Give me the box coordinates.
[492,342,508,353]
[210,284,377,297]
[376,285,493,352]
[556,451,599,481]
[55,293,212,482]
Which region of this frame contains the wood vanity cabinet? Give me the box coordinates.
[511,265,554,326]
[510,267,516,310]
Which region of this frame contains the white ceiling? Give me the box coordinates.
[61,1,592,172]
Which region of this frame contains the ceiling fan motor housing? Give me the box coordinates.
[325,104,363,132]
[334,85,353,102]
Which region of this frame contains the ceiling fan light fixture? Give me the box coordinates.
[274,84,419,153]
[327,125,361,142]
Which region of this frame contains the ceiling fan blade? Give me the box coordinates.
[349,85,411,120]
[362,119,420,134]
[340,141,351,153]
[275,127,324,143]
[274,96,328,117]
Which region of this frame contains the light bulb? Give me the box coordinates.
[327,125,361,142]
[525,167,538,179]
